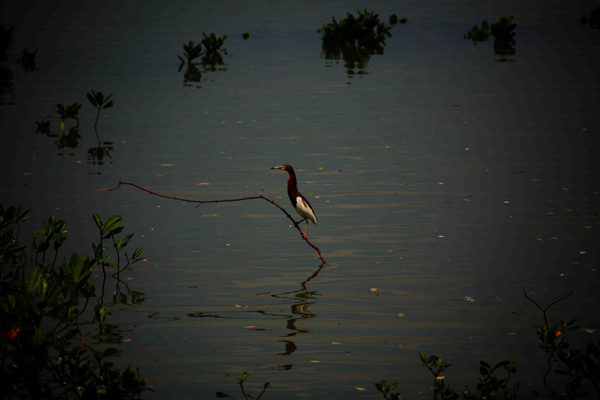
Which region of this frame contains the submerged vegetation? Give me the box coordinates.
[317,9,406,76]
[0,205,150,399]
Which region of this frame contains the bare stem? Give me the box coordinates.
[109,181,326,263]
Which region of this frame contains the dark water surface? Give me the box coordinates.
[1,1,600,398]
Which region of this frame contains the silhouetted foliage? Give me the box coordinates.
[0,205,150,399]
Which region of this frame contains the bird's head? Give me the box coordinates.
[271,164,293,171]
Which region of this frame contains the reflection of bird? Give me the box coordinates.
[271,164,318,238]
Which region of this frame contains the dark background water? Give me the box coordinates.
[1,1,599,398]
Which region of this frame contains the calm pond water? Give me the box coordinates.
[1,0,600,398]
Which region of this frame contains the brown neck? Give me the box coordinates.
[287,169,299,199]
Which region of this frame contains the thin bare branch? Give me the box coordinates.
[109,181,326,263]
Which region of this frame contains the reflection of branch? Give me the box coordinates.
[109,181,326,263]
[301,262,325,290]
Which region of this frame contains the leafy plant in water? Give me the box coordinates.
[464,20,491,43]
[17,46,38,72]
[420,352,459,400]
[91,213,144,278]
[317,9,404,75]
[524,288,600,397]
[0,204,151,399]
[491,16,516,44]
[318,9,393,50]
[462,360,518,400]
[217,371,270,400]
[202,32,228,55]
[373,379,402,400]
[178,40,204,67]
[87,90,114,131]
[54,102,82,132]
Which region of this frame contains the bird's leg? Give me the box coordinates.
[302,220,309,238]
[293,218,306,228]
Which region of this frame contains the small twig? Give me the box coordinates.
[109,181,326,263]
[523,287,575,330]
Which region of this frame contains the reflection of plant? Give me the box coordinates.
[87,90,114,131]
[0,22,14,62]
[17,47,38,72]
[0,205,152,399]
[87,141,114,165]
[35,120,52,135]
[217,371,269,400]
[177,40,204,67]
[55,126,82,149]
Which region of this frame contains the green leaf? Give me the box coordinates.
[68,306,79,321]
[96,306,108,323]
[103,100,114,109]
[132,246,143,261]
[240,371,249,382]
[93,213,103,232]
[33,328,47,348]
[27,266,43,293]
[39,277,48,300]
[87,92,98,107]
[103,215,122,233]
[116,233,134,250]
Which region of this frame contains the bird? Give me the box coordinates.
[271,164,318,238]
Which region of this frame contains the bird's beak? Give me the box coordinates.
[271,165,284,170]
